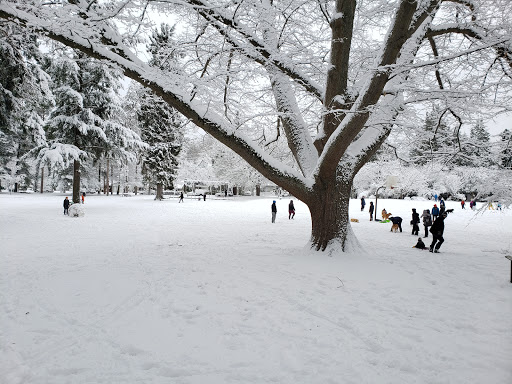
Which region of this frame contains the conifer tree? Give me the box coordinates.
[41,53,144,202]
[0,23,52,191]
[137,23,183,200]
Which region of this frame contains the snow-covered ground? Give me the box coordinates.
[1,193,511,384]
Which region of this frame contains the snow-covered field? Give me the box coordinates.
[1,193,511,384]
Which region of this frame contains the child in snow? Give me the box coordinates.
[413,237,427,249]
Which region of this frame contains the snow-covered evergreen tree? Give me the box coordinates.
[40,52,144,202]
[137,23,183,200]
[0,23,52,191]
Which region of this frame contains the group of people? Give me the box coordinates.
[271,200,295,223]
[62,193,86,214]
[362,195,452,253]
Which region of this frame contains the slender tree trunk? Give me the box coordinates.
[309,178,353,252]
[72,159,80,203]
[40,167,44,193]
[106,157,110,196]
[155,183,164,200]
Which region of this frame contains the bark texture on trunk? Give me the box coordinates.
[309,178,353,252]
[155,183,164,200]
[72,160,80,203]
[40,167,44,193]
[106,157,110,196]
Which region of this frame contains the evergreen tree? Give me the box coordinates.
[467,120,494,167]
[41,53,143,202]
[0,23,52,191]
[499,129,512,169]
[137,23,183,200]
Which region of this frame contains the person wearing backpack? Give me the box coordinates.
[421,209,432,238]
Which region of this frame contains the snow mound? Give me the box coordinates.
[69,203,85,217]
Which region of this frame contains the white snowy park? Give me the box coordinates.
[1,193,511,384]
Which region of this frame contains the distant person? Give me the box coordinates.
[225,190,227,197]
[421,209,432,238]
[432,204,440,221]
[179,192,184,203]
[81,192,85,204]
[360,196,366,211]
[429,211,448,253]
[461,200,465,209]
[389,216,403,232]
[63,197,70,215]
[470,200,475,210]
[271,200,277,223]
[439,198,445,211]
[411,208,420,236]
[288,200,295,219]
[203,193,206,201]
[434,193,438,201]
[369,201,374,221]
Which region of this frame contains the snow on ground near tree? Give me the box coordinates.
[1,193,511,384]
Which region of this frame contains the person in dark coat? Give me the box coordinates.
[432,204,440,221]
[389,216,403,232]
[421,209,432,238]
[288,200,295,219]
[411,208,420,236]
[179,192,184,203]
[413,237,427,249]
[271,200,277,223]
[368,201,374,221]
[63,197,70,215]
[360,196,366,211]
[439,198,446,211]
[429,211,448,253]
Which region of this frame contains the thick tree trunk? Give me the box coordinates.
[72,159,80,203]
[309,178,353,252]
[106,157,110,196]
[155,183,164,200]
[40,167,44,193]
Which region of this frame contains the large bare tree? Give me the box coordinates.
[1,0,511,252]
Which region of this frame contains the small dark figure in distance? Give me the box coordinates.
[429,211,448,253]
[63,197,70,215]
[271,200,277,223]
[421,209,432,238]
[389,216,403,232]
[179,192,184,203]
[81,192,86,204]
[225,190,227,197]
[369,201,374,221]
[411,208,420,236]
[461,200,465,209]
[413,237,427,249]
[360,196,366,211]
[288,200,295,219]
[203,193,206,201]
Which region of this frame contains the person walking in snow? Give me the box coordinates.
[461,200,465,209]
[429,211,448,253]
[369,201,374,221]
[271,200,277,223]
[288,200,295,219]
[434,193,438,202]
[179,192,184,203]
[439,198,445,211]
[81,192,85,204]
[63,197,70,215]
[421,209,432,238]
[360,196,366,211]
[411,208,420,236]
[432,204,440,222]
